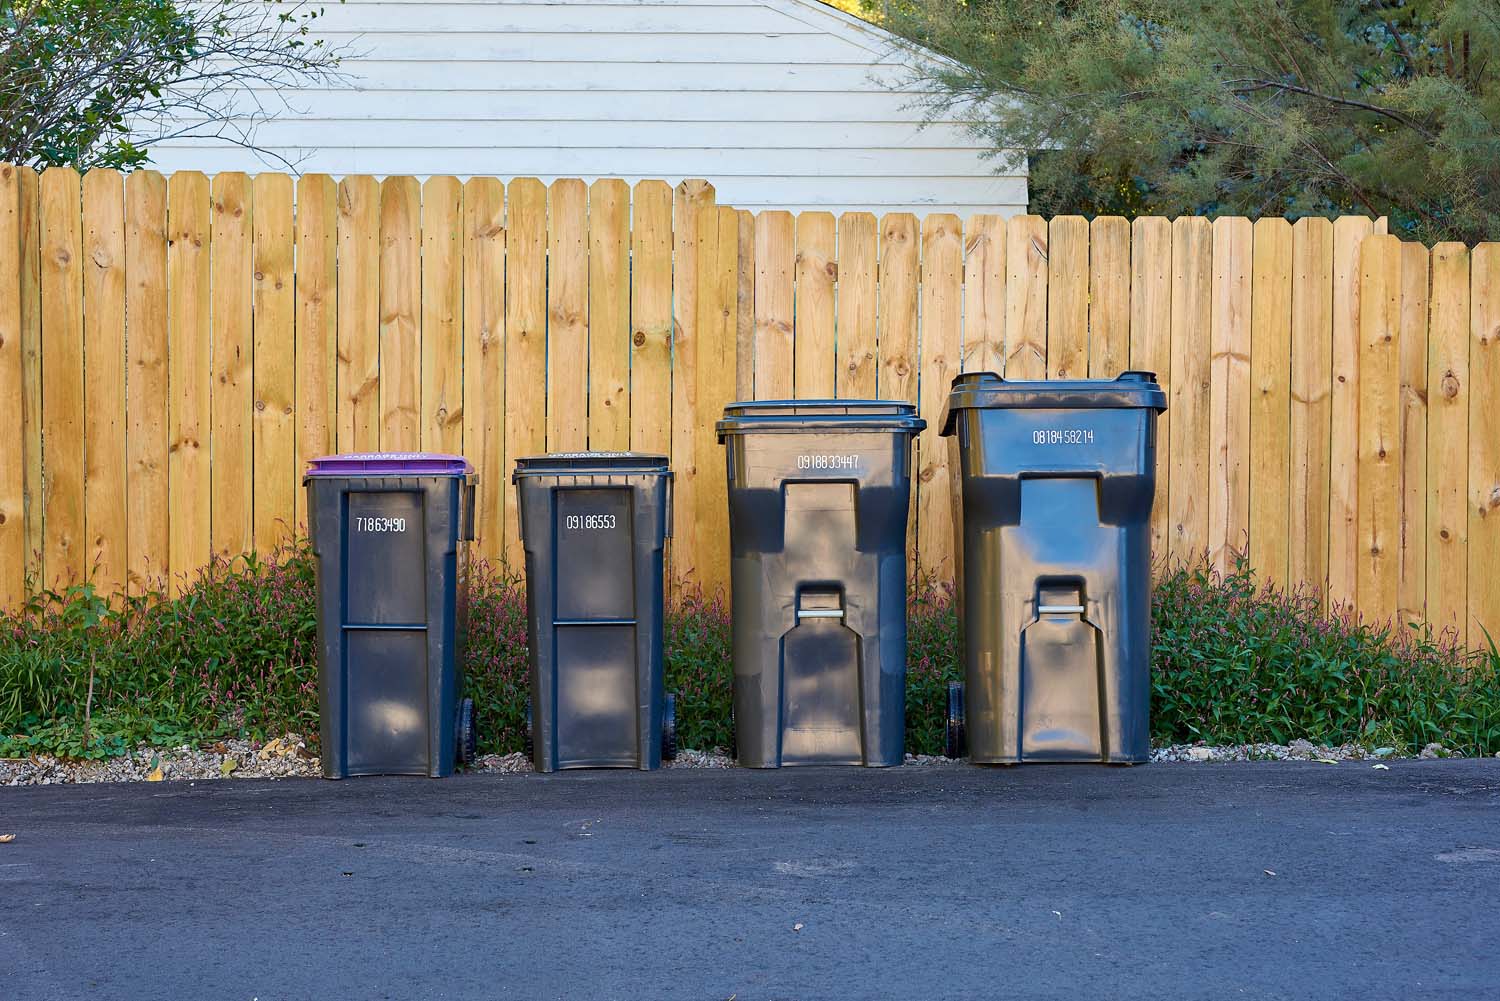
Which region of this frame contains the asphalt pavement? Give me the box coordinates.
[2,761,1497,1000]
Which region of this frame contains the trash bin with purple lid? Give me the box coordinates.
[305,452,477,778]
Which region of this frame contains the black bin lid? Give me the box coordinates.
[717,399,925,438]
[939,371,1166,435]
[512,452,670,481]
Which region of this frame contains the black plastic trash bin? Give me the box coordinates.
[717,401,925,767]
[305,452,477,779]
[939,371,1167,764]
[514,453,675,772]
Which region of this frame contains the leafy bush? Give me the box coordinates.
[1151,557,1500,755]
[1,544,323,758]
[664,588,733,753]
[905,578,962,756]
[463,558,530,756]
[4,541,1499,762]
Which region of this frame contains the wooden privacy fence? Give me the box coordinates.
[0,166,1497,644]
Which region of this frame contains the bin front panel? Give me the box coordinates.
[554,487,635,621]
[346,628,431,773]
[556,623,640,766]
[346,491,428,624]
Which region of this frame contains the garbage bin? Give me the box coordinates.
[514,453,675,772]
[939,371,1167,764]
[717,401,925,767]
[305,452,477,779]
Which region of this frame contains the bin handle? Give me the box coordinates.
[464,482,477,541]
[1038,604,1085,614]
[796,608,845,620]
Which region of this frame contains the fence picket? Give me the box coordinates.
[463,177,505,562]
[209,173,253,561]
[17,168,40,588]
[1047,216,1088,380]
[40,168,85,587]
[629,181,672,456]
[917,213,961,582]
[0,166,24,605]
[379,176,421,451]
[1089,217,1130,378]
[836,212,878,397]
[794,212,836,398]
[877,213,918,402]
[1469,245,1500,641]
[669,180,714,594]
[295,175,337,529]
[167,172,211,589]
[1168,217,1212,566]
[250,173,295,552]
[125,172,168,592]
[337,176,380,452]
[82,169,127,594]
[1208,217,1252,571]
[1289,218,1333,605]
[1426,243,1470,640]
[504,177,548,564]
[695,205,739,598]
[962,214,1005,374]
[1130,217,1173,561]
[1397,242,1430,627]
[753,210,794,399]
[1356,234,1402,622]
[1328,217,1374,609]
[1248,219,1292,587]
[735,209,755,401]
[547,178,588,451]
[1005,215,1048,380]
[421,176,464,455]
[588,178,630,450]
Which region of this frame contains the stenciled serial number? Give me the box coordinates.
[1032,428,1095,445]
[797,454,860,471]
[565,513,618,531]
[355,516,407,533]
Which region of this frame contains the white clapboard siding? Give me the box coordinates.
[143,0,1027,216]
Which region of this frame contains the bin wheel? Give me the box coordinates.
[456,698,477,767]
[661,692,678,761]
[524,700,534,762]
[944,682,967,759]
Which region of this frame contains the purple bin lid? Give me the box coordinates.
[304,452,473,478]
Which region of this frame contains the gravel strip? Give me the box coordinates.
[1,734,321,786]
[3,737,1491,786]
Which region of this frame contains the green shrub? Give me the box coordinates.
[463,558,530,756]
[905,579,962,756]
[1151,557,1500,755]
[664,588,733,753]
[4,541,1499,762]
[0,544,322,758]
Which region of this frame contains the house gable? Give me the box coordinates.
[143,0,1024,217]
